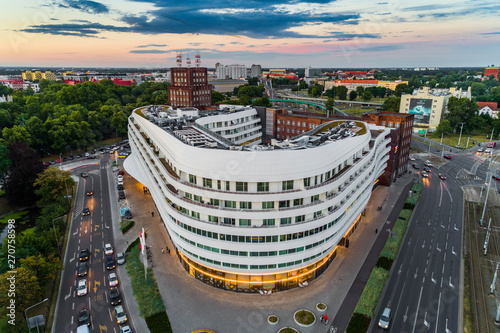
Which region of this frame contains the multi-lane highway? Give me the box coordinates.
[372,158,463,332]
[53,153,132,333]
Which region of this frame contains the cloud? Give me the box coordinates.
[230,42,244,45]
[377,2,388,4]
[189,42,202,46]
[403,4,452,12]
[215,43,225,46]
[136,44,168,48]
[20,23,128,38]
[129,49,170,53]
[57,0,109,14]
[481,32,500,35]
[357,44,405,52]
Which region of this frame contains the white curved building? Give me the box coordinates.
[125,105,391,292]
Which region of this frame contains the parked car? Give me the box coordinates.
[118,190,125,200]
[77,279,88,296]
[109,273,118,286]
[106,255,116,270]
[78,262,88,277]
[124,209,132,220]
[116,252,125,265]
[118,170,125,176]
[114,305,128,324]
[79,248,89,261]
[117,184,124,191]
[109,287,121,305]
[104,243,114,255]
[82,207,90,216]
[438,173,446,180]
[117,179,123,185]
[378,307,391,329]
[78,308,90,326]
[44,162,50,166]
[120,326,132,333]
[117,175,123,182]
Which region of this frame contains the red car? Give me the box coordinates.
[443,155,452,159]
[117,170,124,176]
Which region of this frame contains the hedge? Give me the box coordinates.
[346,313,371,333]
[125,237,140,253]
[120,220,135,234]
[145,311,173,333]
[353,267,389,317]
[375,256,393,271]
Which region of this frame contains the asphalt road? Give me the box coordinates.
[371,158,463,332]
[53,154,131,333]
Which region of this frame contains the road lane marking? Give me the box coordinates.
[404,306,409,322]
[69,253,76,263]
[452,247,456,255]
[431,272,436,284]
[424,312,430,329]
[414,268,418,279]
[412,286,424,333]
[422,240,426,249]
[108,308,113,321]
[435,292,442,333]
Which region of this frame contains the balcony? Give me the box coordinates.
[159,158,180,180]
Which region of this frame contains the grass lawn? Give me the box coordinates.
[0,210,29,223]
[425,133,491,149]
[343,107,376,116]
[126,243,166,317]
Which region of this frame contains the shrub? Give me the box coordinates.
[376,256,393,271]
[268,315,278,323]
[294,309,315,325]
[278,328,299,333]
[145,312,173,333]
[125,237,140,253]
[0,189,5,197]
[120,220,135,234]
[403,202,415,210]
[354,267,389,316]
[346,313,371,333]
[317,303,327,310]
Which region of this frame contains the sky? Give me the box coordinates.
[1,0,500,68]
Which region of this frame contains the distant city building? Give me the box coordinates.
[326,79,378,91]
[23,82,40,93]
[399,86,471,131]
[209,79,247,93]
[250,64,262,77]
[215,63,247,80]
[0,79,24,90]
[0,95,13,103]
[484,67,499,80]
[377,80,408,91]
[167,67,212,109]
[305,67,322,77]
[22,70,56,81]
[413,67,440,71]
[477,102,498,118]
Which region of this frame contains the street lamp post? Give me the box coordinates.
[52,215,67,257]
[25,298,48,333]
[457,123,465,148]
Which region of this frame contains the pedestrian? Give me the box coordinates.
[375,228,378,234]
[151,211,155,217]
[319,315,324,323]
[167,247,171,254]
[162,248,164,254]
[323,314,328,324]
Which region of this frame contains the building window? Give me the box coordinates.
[262,201,274,209]
[303,122,306,127]
[303,177,311,187]
[217,180,221,190]
[189,174,197,184]
[396,123,400,128]
[292,121,295,126]
[191,211,200,219]
[225,201,236,208]
[282,180,294,190]
[239,219,251,226]
[208,215,219,223]
[295,215,305,223]
[277,119,281,124]
[226,181,230,191]
[240,201,252,209]
[311,194,319,202]
[223,217,235,225]
[193,195,202,202]
[382,121,386,126]
[203,178,212,188]
[236,182,248,192]
[314,211,323,218]
[210,199,220,206]
[279,200,290,208]
[293,198,303,206]
[280,217,291,225]
[389,122,393,127]
[257,182,269,192]
[263,219,275,226]
[184,192,192,199]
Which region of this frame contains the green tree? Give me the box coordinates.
[325,97,335,112]
[408,75,421,89]
[299,80,308,90]
[362,91,373,102]
[356,86,365,96]
[471,82,487,97]
[247,77,259,86]
[337,86,348,100]
[252,96,271,107]
[0,267,41,316]
[435,119,452,136]
[4,141,45,205]
[2,125,32,145]
[211,91,225,104]
[394,83,410,97]
[308,84,324,98]
[349,90,357,101]
[444,96,479,132]
[34,168,75,206]
[111,110,129,138]
[0,143,10,179]
[381,97,401,112]
[20,254,61,286]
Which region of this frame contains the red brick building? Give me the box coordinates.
[167,67,212,109]
[484,67,499,80]
[269,110,414,185]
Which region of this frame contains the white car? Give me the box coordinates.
[485,148,492,153]
[117,179,123,185]
[117,175,123,182]
[424,160,433,167]
[116,252,125,265]
[77,279,88,296]
[120,326,132,333]
[409,155,416,161]
[108,273,118,287]
[114,305,128,324]
[104,243,113,255]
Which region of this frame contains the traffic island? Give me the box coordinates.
[278,327,299,333]
[293,309,316,327]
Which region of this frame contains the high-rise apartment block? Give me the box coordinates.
[215,63,247,80]
[167,67,212,109]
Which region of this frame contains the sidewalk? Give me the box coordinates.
[116,165,415,332]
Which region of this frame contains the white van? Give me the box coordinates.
[77,325,90,333]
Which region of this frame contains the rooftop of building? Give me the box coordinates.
[133,105,372,151]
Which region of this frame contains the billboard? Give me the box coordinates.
[408,99,432,124]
